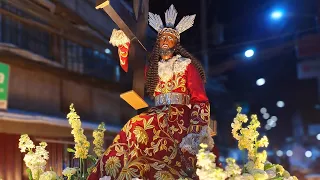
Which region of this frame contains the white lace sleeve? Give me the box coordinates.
[179,126,214,155]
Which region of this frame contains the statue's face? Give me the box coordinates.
[159,32,178,60]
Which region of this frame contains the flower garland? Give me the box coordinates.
[196,107,298,180]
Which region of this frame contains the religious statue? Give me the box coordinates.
[88,5,219,180]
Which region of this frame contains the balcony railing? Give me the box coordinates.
[0,1,119,82]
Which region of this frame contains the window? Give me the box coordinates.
[0,2,51,59]
[82,47,118,81]
[0,1,119,82]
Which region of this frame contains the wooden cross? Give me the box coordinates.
[96,1,219,136]
[96,0,149,111]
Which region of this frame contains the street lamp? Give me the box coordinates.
[260,107,267,114]
[271,10,284,20]
[244,49,255,58]
[305,151,312,158]
[105,48,112,54]
[277,101,285,108]
[276,150,283,157]
[286,150,293,157]
[256,78,265,86]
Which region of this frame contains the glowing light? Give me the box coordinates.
[276,150,283,157]
[105,48,112,54]
[305,151,312,158]
[263,113,270,119]
[256,78,266,86]
[286,150,293,157]
[277,101,285,108]
[271,116,278,122]
[270,122,277,128]
[245,49,255,58]
[219,156,225,162]
[271,11,283,19]
[265,124,271,130]
[317,134,320,140]
[260,107,267,114]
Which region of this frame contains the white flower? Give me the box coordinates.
[251,169,268,180]
[266,169,276,179]
[22,142,49,180]
[99,176,111,180]
[225,158,241,177]
[39,171,58,180]
[62,167,77,178]
[234,173,254,180]
[196,168,227,180]
[244,161,255,173]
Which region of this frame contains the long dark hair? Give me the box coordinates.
[145,36,206,97]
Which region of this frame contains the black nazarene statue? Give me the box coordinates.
[88,4,219,180]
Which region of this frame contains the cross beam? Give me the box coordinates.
[96,0,148,113]
[96,0,147,51]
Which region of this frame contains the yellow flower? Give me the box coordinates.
[19,134,35,153]
[276,165,285,176]
[257,136,269,148]
[254,150,267,170]
[93,122,106,158]
[231,107,271,169]
[105,156,121,178]
[67,104,90,159]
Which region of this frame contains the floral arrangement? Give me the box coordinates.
[18,104,106,180]
[195,107,298,180]
[18,105,298,180]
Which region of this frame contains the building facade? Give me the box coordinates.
[0,0,139,179]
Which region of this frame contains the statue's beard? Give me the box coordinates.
[160,47,175,57]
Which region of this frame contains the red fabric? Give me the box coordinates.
[118,42,130,72]
[187,64,208,103]
[87,63,219,180]
[88,105,197,180]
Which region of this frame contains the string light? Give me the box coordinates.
[286,150,293,157]
[276,150,283,157]
[305,151,312,158]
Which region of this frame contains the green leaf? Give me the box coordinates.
[264,163,276,170]
[87,155,97,163]
[26,168,33,180]
[67,148,76,153]
[269,177,283,180]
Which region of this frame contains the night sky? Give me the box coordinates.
[147,0,319,146]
